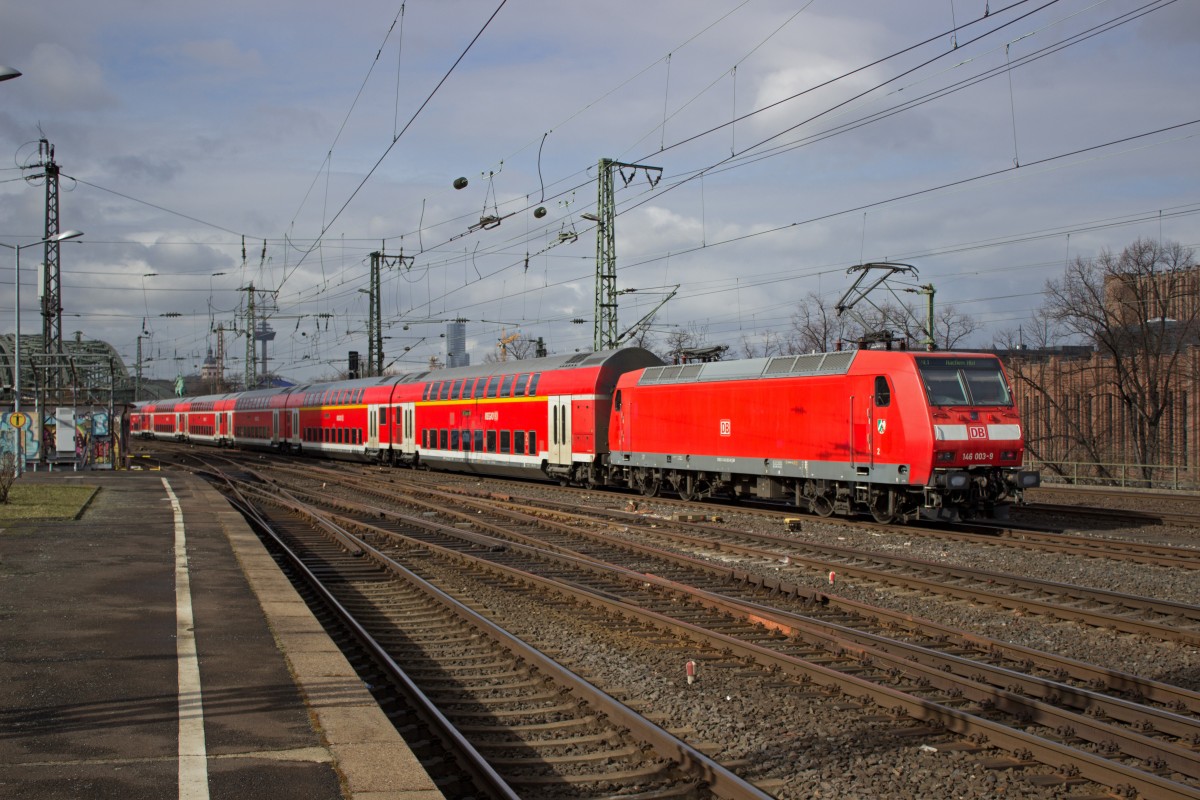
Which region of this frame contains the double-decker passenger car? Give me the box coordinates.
[132,346,1037,522]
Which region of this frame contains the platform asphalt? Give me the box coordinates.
[0,469,444,800]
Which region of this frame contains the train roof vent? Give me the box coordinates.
[678,364,703,379]
[640,366,665,383]
[790,353,829,374]
[658,365,684,381]
[812,351,856,373]
[765,356,798,374]
[563,353,589,366]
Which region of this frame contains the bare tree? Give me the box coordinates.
[1004,238,1197,481]
[790,292,847,352]
[737,329,788,359]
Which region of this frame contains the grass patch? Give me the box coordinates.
[0,484,98,521]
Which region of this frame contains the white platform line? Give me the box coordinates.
[164,477,210,800]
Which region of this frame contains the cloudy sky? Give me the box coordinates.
[1,0,1196,384]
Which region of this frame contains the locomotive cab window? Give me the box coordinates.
[917,357,1012,407]
[964,367,1012,406]
[873,377,891,407]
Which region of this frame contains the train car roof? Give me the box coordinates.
[635,350,860,386]
[385,347,662,386]
[633,348,1005,387]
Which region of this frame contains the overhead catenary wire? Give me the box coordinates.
[279,0,510,292]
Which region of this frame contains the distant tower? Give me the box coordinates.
[446,321,469,367]
[255,321,275,383]
[201,347,219,392]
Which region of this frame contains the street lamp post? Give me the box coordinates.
[0,230,84,475]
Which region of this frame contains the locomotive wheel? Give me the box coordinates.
[640,474,661,497]
[812,494,834,518]
[676,475,698,502]
[870,504,895,524]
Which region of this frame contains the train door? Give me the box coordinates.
[399,402,416,456]
[272,410,280,445]
[291,410,300,447]
[850,393,871,469]
[225,411,234,443]
[870,376,893,469]
[175,413,183,438]
[548,396,572,466]
[367,406,379,448]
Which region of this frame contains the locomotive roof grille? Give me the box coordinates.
[638,350,858,385]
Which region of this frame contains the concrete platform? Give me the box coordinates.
[0,470,444,800]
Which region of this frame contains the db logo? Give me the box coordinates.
[968,425,988,440]
[719,419,731,436]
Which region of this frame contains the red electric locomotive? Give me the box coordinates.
[605,349,1039,521]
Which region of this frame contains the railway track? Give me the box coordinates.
[272,465,1200,647]
[147,444,1200,797]
[222,461,1200,798]
[210,463,771,799]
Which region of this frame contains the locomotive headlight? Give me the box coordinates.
[936,450,954,462]
[1000,450,1016,461]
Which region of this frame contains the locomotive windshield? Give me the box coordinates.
[916,357,1012,407]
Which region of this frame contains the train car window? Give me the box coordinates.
[528,430,537,454]
[421,429,428,448]
[380,407,388,426]
[874,377,891,407]
[486,430,497,451]
[614,390,622,411]
[486,376,500,398]
[450,379,462,400]
[460,429,469,450]
[513,374,527,396]
[439,381,451,401]
[500,375,514,397]
[514,430,525,453]
[422,384,431,401]
[450,430,460,449]
[528,374,541,396]
[439,429,449,449]
[474,430,484,451]
[500,430,511,453]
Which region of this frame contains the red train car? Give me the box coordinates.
[606,349,1038,521]
[386,348,662,481]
